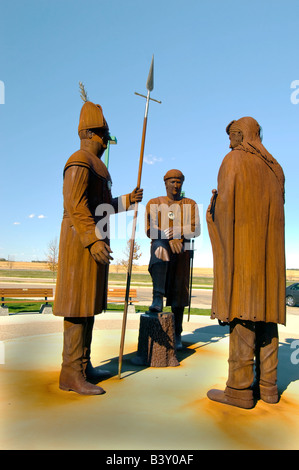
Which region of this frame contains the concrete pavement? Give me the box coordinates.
[1,309,299,450]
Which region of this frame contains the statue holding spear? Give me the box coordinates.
[53,85,143,395]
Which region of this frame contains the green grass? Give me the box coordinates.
[2,300,210,316]
[105,303,211,316]
[0,269,213,286]
[101,272,214,288]
[2,301,54,314]
[0,269,55,279]
[137,306,211,316]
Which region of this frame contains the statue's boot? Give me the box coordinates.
[255,322,279,403]
[175,335,183,351]
[82,317,112,383]
[259,384,279,404]
[149,263,168,313]
[172,306,184,350]
[207,386,254,409]
[59,318,105,395]
[207,318,255,409]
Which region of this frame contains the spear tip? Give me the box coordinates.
[146,55,154,92]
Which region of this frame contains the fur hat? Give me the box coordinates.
[163,169,185,182]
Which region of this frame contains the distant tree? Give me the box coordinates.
[46,237,59,281]
[114,259,121,273]
[119,240,142,271]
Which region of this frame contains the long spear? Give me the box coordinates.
[118,55,161,379]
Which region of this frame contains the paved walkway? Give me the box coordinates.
[1,310,299,450]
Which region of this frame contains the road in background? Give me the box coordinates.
[0,277,212,309]
[1,277,298,314]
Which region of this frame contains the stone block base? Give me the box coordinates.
[132,312,179,367]
[0,306,9,316]
[127,304,136,314]
[39,304,53,314]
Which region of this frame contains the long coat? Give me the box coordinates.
[146,196,200,307]
[54,149,129,318]
[207,149,286,325]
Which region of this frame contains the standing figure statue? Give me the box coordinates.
[145,169,200,349]
[206,116,286,409]
[53,101,143,395]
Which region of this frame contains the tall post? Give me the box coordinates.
[118,56,161,378]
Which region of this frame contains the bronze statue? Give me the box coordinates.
[206,116,286,409]
[53,101,143,395]
[145,169,200,349]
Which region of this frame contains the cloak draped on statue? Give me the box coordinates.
[207,117,286,325]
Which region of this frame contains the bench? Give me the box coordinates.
[0,288,54,315]
[107,288,138,305]
[0,287,137,315]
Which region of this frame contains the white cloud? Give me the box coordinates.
[144,154,163,165]
[28,213,46,219]
[13,222,20,225]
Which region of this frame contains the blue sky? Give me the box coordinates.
[1,0,299,268]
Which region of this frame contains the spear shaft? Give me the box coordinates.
[118,95,149,379]
[118,57,159,379]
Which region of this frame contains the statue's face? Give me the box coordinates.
[229,130,243,149]
[90,127,110,149]
[165,178,183,200]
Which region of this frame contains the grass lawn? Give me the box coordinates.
[2,301,54,314]
[0,269,55,279]
[2,300,211,316]
[109,272,214,287]
[105,304,211,316]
